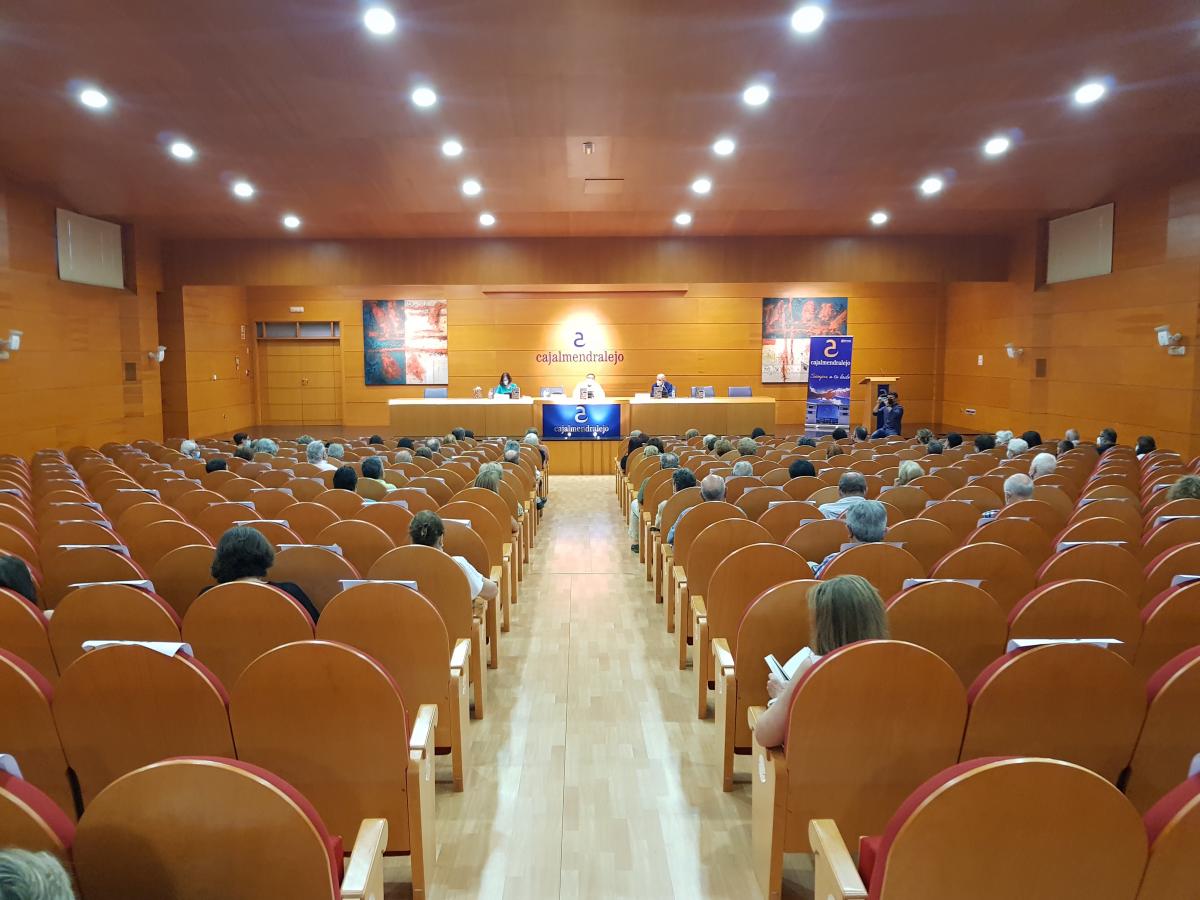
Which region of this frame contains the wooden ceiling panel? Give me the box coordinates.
[0,0,1196,238]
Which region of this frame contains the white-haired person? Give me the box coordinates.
[0,848,76,900]
[895,460,923,486]
[979,473,1034,522]
[650,372,676,398]
[818,471,870,520]
[1005,437,1029,459]
[809,500,887,576]
[180,439,201,459]
[306,440,338,471]
[1029,452,1057,478]
[728,459,754,479]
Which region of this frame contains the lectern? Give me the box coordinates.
[858,376,897,430]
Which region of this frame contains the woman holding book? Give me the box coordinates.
[752,575,889,748]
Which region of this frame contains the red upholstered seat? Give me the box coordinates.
[0,771,75,856]
[1139,773,1200,900]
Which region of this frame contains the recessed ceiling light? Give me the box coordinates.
[983,135,1011,157]
[362,6,397,35]
[691,177,713,195]
[441,139,464,157]
[1073,80,1107,105]
[742,83,771,107]
[712,137,736,157]
[869,210,889,226]
[791,4,826,33]
[282,214,301,230]
[461,179,482,196]
[919,176,944,196]
[479,212,496,227]
[78,87,109,110]
[411,86,438,108]
[168,141,195,161]
[231,181,255,199]
[674,212,693,226]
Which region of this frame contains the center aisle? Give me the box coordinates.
[393,475,764,899]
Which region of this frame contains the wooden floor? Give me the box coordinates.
[384,475,812,899]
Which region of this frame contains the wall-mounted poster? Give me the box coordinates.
[761,296,849,383]
[362,299,448,386]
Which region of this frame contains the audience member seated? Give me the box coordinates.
[296,434,314,446]
[0,555,38,605]
[750,427,767,439]
[1005,437,1029,459]
[979,472,1034,521]
[233,431,250,449]
[752,575,889,748]
[476,464,520,534]
[945,432,962,448]
[327,442,345,461]
[1030,451,1057,477]
[1098,427,1117,446]
[714,439,734,456]
[1137,435,1157,458]
[915,428,934,445]
[926,440,944,455]
[684,428,700,440]
[810,500,887,576]
[830,428,848,441]
[1167,475,1200,502]
[788,458,816,479]
[667,472,721,544]
[995,430,1013,446]
[233,446,253,461]
[620,434,648,473]
[253,438,278,456]
[306,440,338,471]
[204,458,227,473]
[658,467,697,532]
[1064,427,1080,446]
[332,466,359,493]
[629,450,675,551]
[0,849,75,900]
[819,472,869,519]
[415,446,434,460]
[394,449,414,464]
[524,431,549,466]
[729,460,753,478]
[360,456,394,492]
[853,426,869,442]
[180,439,201,459]
[736,437,757,456]
[1057,439,1075,456]
[426,437,443,454]
[453,427,467,441]
[1021,429,1042,446]
[202,525,320,622]
[397,437,415,450]
[826,445,845,461]
[973,433,996,452]
[703,434,717,451]
[409,510,498,615]
[368,434,384,445]
[796,436,817,449]
[895,460,923,486]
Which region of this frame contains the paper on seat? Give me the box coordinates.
[1005,638,1123,653]
[0,754,22,778]
[81,640,194,657]
[902,578,984,589]
[338,579,419,591]
[58,544,131,557]
[67,579,156,592]
[277,543,343,556]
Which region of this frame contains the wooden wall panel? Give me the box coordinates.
[0,178,163,459]
[244,281,944,432]
[942,176,1200,456]
[180,286,254,440]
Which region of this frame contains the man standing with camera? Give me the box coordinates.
[871,391,904,438]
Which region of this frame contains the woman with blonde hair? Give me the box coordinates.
[752,575,889,748]
[895,459,923,486]
[1167,474,1200,502]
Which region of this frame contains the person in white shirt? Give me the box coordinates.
[752,575,889,749]
[571,372,606,400]
[306,440,339,472]
[409,510,498,615]
[818,471,870,519]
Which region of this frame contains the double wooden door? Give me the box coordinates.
[257,340,342,425]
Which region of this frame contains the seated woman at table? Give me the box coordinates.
[752,575,889,749]
[493,372,519,396]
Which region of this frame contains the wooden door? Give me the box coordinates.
[258,340,342,425]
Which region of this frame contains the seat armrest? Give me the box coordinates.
[810,819,868,900]
[489,564,503,584]
[691,595,707,619]
[713,637,734,672]
[450,637,471,672]
[502,542,512,560]
[339,818,388,900]
[409,703,439,755]
[747,704,766,731]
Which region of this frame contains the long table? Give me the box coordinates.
[387,396,777,440]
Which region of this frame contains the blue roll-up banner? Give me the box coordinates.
[541,402,622,440]
[805,335,854,428]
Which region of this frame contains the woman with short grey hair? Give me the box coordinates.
[180,439,200,459]
[0,849,76,900]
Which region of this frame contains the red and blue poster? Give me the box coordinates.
[363,299,448,385]
[806,335,854,427]
[761,296,848,383]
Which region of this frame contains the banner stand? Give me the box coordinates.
[805,336,854,431]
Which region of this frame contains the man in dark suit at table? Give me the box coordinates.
[650,373,676,398]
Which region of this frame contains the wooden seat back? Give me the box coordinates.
[1055,515,1140,547]
[1036,543,1143,601]
[671,502,745,569]
[778,640,966,853]
[55,644,235,805]
[73,757,343,900]
[877,485,930,519]
[439,501,505,568]
[1134,582,1200,683]
[783,476,825,501]
[1124,648,1200,813]
[708,544,809,653]
[658,486,703,538]
[351,500,415,545]
[0,588,55,679]
[174,489,229,522]
[230,640,416,853]
[1007,579,1141,661]
[784,518,850,564]
[126,519,213,569]
[355,477,389,501]
[42,546,148,610]
[369,545,474,643]
[312,488,365,517]
[723,475,762,503]
[319,584,457,750]
[756,501,824,543]
[1143,541,1200,607]
[276,502,340,543]
[1140,517,1200,565]
[917,500,980,544]
[930,542,1035,613]
[1069,498,1143,533]
[862,758,1146,900]
[734,486,791,522]
[182,582,315,687]
[270,546,361,612]
[244,487,302,519]
[442,520,491,577]
[49,584,182,670]
[0,770,74,855]
[884,518,955,572]
[961,643,1145,783]
[149,543,218,616]
[684,519,772,601]
[968,517,1053,568]
[314,519,395,578]
[0,650,75,817]
[886,580,1006,686]
[821,543,924,600]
